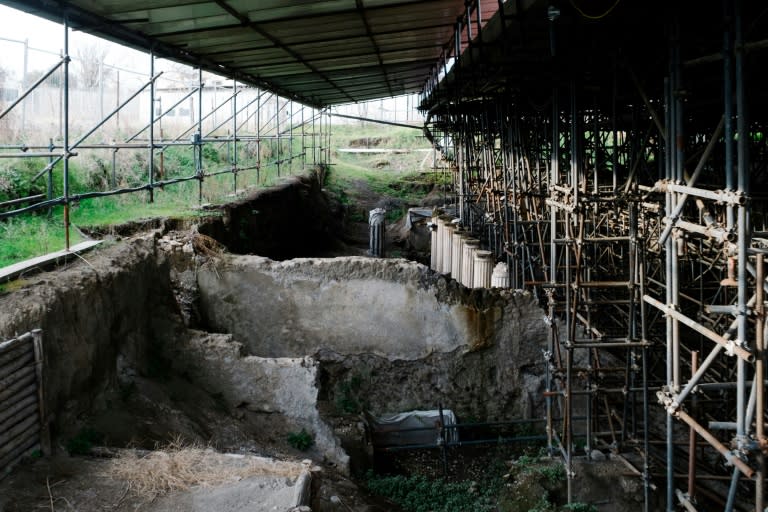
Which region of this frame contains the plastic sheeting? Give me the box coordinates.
[367,409,459,448]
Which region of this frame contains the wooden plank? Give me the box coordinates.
[0,343,33,367]
[0,240,102,282]
[0,351,34,381]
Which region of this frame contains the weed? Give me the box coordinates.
[563,503,598,512]
[365,472,498,512]
[335,373,366,414]
[287,429,314,451]
[66,427,103,455]
[515,453,565,485]
[29,449,42,459]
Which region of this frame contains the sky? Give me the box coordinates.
[0,5,152,84]
[0,4,422,120]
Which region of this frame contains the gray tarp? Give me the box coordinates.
[367,410,459,448]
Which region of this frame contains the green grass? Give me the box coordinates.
[0,214,83,268]
[0,156,287,267]
[0,124,430,269]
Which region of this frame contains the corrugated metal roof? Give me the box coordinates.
[1,0,494,107]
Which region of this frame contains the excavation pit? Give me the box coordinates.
[0,217,552,510]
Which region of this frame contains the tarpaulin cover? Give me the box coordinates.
[367,409,459,448]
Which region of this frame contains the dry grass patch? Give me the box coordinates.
[107,442,303,499]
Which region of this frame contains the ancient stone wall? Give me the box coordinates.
[197,255,549,420]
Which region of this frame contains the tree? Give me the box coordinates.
[75,43,111,89]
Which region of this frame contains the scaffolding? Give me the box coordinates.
[0,16,332,248]
[422,0,767,510]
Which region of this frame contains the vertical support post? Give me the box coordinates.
[723,0,735,230]
[47,138,54,204]
[31,329,50,456]
[301,103,306,169]
[256,89,261,183]
[148,47,155,203]
[197,67,203,203]
[232,79,238,193]
[639,211,651,512]
[289,99,294,174]
[729,2,749,507]
[687,351,699,500]
[276,95,281,177]
[62,15,70,251]
[547,81,559,457]
[311,106,316,166]
[756,253,766,511]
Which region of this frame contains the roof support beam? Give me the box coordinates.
[213,0,355,104]
[355,0,393,97]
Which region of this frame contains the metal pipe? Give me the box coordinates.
[32,72,163,182]
[148,47,154,203]
[126,86,199,143]
[232,79,238,193]
[643,295,753,362]
[687,351,698,500]
[197,67,203,203]
[63,14,70,251]
[731,2,750,505]
[676,409,754,478]
[0,58,65,122]
[757,253,766,512]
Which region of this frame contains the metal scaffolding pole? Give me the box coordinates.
[62,14,70,251]
[148,47,155,203]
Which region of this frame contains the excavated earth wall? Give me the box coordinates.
[0,170,551,473]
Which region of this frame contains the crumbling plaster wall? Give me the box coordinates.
[172,332,347,467]
[197,255,550,419]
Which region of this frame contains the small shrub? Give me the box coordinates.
[287,429,314,451]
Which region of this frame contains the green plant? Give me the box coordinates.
[29,449,42,459]
[287,429,314,451]
[365,472,498,512]
[539,464,566,485]
[66,427,103,455]
[563,503,597,512]
[515,454,565,485]
[335,373,365,414]
[529,492,554,512]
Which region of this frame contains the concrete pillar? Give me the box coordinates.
[369,208,386,257]
[451,228,466,282]
[435,216,446,272]
[442,222,455,275]
[472,250,493,289]
[437,215,454,273]
[429,214,439,271]
[461,238,480,287]
[491,261,509,288]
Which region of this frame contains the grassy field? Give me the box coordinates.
[0,123,435,268]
